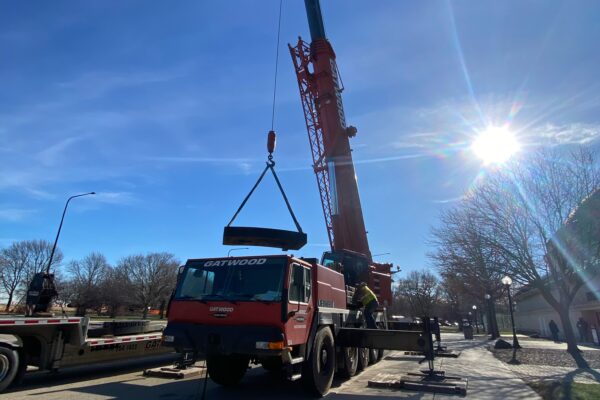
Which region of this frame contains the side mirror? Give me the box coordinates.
[288,280,302,318]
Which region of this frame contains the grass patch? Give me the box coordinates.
[440,326,459,332]
[529,381,600,400]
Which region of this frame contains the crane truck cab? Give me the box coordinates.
[163,254,378,396]
[321,250,393,307]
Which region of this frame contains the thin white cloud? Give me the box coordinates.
[92,192,138,206]
[524,123,600,146]
[359,96,600,158]
[0,208,37,222]
[37,136,87,166]
[56,68,189,100]
[276,153,426,174]
[146,156,254,163]
[430,196,465,204]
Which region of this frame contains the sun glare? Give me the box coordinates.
[471,126,520,165]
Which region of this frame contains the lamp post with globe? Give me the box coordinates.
[502,276,521,364]
[472,305,480,334]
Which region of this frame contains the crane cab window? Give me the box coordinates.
[289,264,311,304]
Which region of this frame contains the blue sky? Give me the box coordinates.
[1,1,599,276]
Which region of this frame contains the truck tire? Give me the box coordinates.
[368,348,378,365]
[338,347,358,378]
[303,327,335,397]
[357,347,369,371]
[0,345,19,393]
[377,349,385,362]
[207,354,249,386]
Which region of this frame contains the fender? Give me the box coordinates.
[0,334,23,348]
[303,312,320,361]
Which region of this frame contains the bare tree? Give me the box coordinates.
[429,206,505,337]
[67,252,110,316]
[463,148,600,359]
[99,264,133,318]
[0,242,30,311]
[396,270,441,318]
[118,252,179,319]
[23,239,63,283]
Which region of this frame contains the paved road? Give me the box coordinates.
[4,333,538,399]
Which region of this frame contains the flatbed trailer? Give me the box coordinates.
[0,316,172,392]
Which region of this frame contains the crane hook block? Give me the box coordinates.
[267,130,276,154]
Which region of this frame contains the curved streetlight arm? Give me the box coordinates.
[46,192,95,274]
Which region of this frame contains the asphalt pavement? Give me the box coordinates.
[4,332,540,399]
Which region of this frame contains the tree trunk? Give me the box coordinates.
[557,305,579,353]
[159,299,166,320]
[142,307,148,320]
[4,291,13,312]
[487,299,500,339]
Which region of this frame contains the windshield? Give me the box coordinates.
[175,257,285,302]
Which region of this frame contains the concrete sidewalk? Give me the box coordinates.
[435,335,540,399]
[328,333,540,399]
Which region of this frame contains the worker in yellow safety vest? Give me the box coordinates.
[353,282,379,329]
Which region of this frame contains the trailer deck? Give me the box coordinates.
[0,316,171,391]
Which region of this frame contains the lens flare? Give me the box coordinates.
[471,126,520,165]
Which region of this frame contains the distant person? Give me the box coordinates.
[549,319,560,342]
[576,317,588,342]
[353,282,379,329]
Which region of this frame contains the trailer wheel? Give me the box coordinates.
[377,349,385,361]
[357,348,369,371]
[338,347,358,378]
[207,354,249,386]
[368,348,378,365]
[303,327,335,397]
[0,345,19,393]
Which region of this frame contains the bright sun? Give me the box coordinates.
[471,125,520,165]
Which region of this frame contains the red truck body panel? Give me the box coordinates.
[167,256,349,348]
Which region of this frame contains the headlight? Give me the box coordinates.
[256,341,284,350]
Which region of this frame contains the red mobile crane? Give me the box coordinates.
[289,0,393,306]
[163,1,452,397]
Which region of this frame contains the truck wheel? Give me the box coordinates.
[357,348,369,371]
[303,327,335,397]
[377,349,385,361]
[338,347,358,378]
[0,345,19,393]
[368,348,378,365]
[207,354,249,386]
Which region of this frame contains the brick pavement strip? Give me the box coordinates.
[499,337,600,385]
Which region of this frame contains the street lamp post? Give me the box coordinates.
[472,305,479,334]
[26,192,95,316]
[502,275,521,364]
[227,247,249,257]
[485,293,499,339]
[46,192,96,274]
